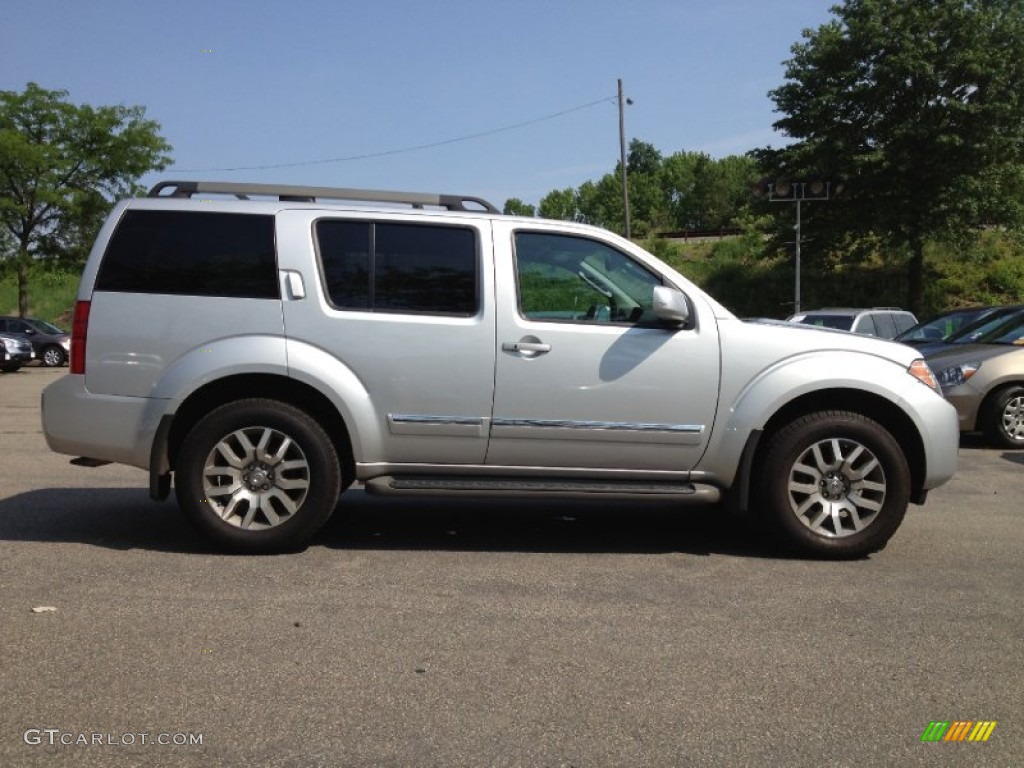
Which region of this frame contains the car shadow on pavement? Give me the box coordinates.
[0,487,793,559]
[322,489,794,559]
[0,488,209,553]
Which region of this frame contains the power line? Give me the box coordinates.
[169,96,617,173]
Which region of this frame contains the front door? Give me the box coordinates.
[487,222,720,473]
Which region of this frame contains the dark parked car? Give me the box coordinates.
[0,316,70,367]
[0,332,34,372]
[913,305,1024,356]
[895,306,1003,348]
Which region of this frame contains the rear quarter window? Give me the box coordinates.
[95,210,279,298]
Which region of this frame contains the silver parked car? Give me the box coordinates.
[787,308,918,339]
[42,180,959,558]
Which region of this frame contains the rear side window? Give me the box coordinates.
[853,314,879,335]
[316,220,477,316]
[96,210,279,298]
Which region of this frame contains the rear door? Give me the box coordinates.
[276,210,496,465]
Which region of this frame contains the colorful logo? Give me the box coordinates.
[921,721,997,742]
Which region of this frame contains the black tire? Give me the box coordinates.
[982,385,1024,449]
[175,399,341,553]
[1,363,21,373]
[41,345,66,367]
[758,410,910,559]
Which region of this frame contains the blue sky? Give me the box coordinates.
[3,0,836,208]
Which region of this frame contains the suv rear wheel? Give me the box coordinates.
[176,399,341,553]
[759,410,910,558]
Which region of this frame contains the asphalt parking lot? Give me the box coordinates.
[1,367,1021,767]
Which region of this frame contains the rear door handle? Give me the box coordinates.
[282,270,306,299]
[502,341,551,354]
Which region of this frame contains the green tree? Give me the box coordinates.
[763,0,1024,313]
[538,187,580,221]
[576,176,622,230]
[503,198,536,217]
[0,83,172,315]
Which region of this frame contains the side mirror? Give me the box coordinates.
[652,286,690,327]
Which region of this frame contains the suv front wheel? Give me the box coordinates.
[758,410,910,559]
[176,399,342,553]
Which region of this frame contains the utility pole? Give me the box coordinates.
[618,78,631,240]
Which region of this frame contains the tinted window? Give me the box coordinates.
[316,221,370,309]
[96,210,278,298]
[872,313,897,338]
[317,221,477,315]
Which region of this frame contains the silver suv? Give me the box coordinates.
[787,308,918,339]
[42,181,958,557]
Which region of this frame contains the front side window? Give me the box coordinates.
[513,232,662,324]
[316,220,477,316]
[96,210,278,298]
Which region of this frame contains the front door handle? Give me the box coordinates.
[502,340,551,355]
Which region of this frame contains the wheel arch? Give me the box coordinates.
[737,388,927,514]
[153,374,355,499]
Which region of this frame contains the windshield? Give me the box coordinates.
[948,309,1024,344]
[974,313,1024,345]
[896,308,991,342]
[25,318,66,335]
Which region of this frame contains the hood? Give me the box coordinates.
[724,317,920,365]
[925,342,1023,368]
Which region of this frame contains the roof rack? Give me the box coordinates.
[147,180,500,214]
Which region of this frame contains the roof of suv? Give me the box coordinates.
[791,307,909,316]
[148,180,502,215]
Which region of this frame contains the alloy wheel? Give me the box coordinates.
[202,426,310,530]
[786,437,887,538]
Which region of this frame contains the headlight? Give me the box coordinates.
[2,338,17,352]
[936,361,981,389]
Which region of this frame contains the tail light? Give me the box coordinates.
[70,300,91,374]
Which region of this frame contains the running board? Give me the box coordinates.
[364,476,721,503]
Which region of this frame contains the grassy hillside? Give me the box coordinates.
[0,266,80,327]
[648,229,1024,319]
